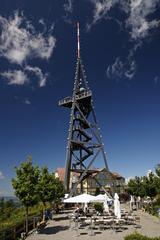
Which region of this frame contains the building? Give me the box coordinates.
[55,167,125,195]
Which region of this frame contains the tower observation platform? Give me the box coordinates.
[59,23,109,196]
[59,89,92,108]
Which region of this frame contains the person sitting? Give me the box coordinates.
[44,209,52,220]
[74,205,80,218]
[79,207,84,215]
[84,206,89,214]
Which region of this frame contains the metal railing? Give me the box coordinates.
[59,90,92,106]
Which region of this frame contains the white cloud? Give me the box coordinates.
[89,0,160,41]
[107,57,124,79]
[24,99,31,105]
[154,76,160,84]
[125,176,134,184]
[63,0,74,23]
[64,0,73,14]
[25,66,48,87]
[0,11,56,65]
[90,0,119,25]
[39,18,45,26]
[124,0,160,41]
[1,66,48,87]
[0,171,5,180]
[1,70,29,85]
[89,0,159,81]
[0,11,55,88]
[124,60,136,79]
[106,57,136,80]
[30,35,56,60]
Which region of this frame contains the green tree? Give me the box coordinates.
[95,187,101,196]
[52,177,65,213]
[4,199,15,209]
[0,198,16,220]
[155,164,160,177]
[53,177,65,201]
[38,167,64,216]
[142,173,157,198]
[127,176,145,197]
[4,200,16,219]
[0,198,5,216]
[155,164,160,194]
[127,171,159,198]
[12,156,39,233]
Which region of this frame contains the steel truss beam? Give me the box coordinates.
[59,23,109,196]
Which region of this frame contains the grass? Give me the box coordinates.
[0,203,47,231]
[124,232,160,240]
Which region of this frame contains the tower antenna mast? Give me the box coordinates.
[77,22,80,59]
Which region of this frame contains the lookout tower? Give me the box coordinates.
[59,23,109,196]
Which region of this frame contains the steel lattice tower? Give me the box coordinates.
[59,23,109,196]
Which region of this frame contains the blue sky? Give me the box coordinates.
[0,0,160,196]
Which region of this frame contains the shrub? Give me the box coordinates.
[124,232,160,240]
[94,203,103,213]
[155,195,160,206]
[119,192,130,202]
[145,196,160,216]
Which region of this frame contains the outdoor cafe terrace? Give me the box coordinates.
[26,193,160,240]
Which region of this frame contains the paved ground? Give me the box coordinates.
[26,210,160,240]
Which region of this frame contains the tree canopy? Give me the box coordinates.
[38,166,64,206]
[12,156,64,207]
[12,156,39,208]
[127,164,160,198]
[12,156,39,233]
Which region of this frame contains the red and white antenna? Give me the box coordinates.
[77,22,80,59]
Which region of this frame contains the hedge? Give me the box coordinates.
[124,232,160,240]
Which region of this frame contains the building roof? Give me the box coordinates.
[92,168,124,179]
[55,167,124,182]
[112,172,124,179]
[55,168,65,182]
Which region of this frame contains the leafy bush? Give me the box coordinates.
[94,203,103,213]
[155,195,160,205]
[119,192,130,202]
[127,164,160,198]
[124,232,160,240]
[151,205,160,217]
[94,187,101,196]
[144,196,160,216]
